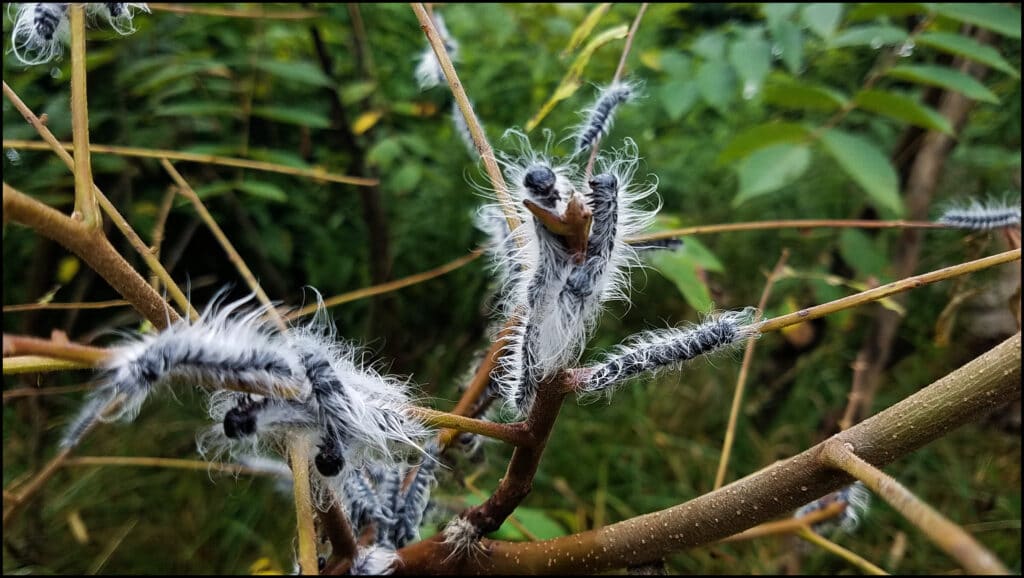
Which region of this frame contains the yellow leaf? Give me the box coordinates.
[640,49,663,71]
[524,24,628,132]
[249,557,282,575]
[562,3,612,57]
[57,256,80,284]
[67,510,90,544]
[352,110,383,135]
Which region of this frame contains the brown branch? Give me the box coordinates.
[149,186,178,291]
[393,332,1021,574]
[2,82,195,320]
[713,249,789,489]
[288,438,319,575]
[3,334,108,364]
[4,183,177,329]
[459,375,572,536]
[62,456,282,477]
[323,488,359,568]
[3,383,93,401]
[821,440,1009,574]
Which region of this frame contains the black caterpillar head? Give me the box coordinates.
[523,164,560,208]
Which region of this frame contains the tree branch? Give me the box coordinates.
[393,332,1020,574]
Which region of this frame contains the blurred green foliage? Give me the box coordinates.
[3,3,1020,574]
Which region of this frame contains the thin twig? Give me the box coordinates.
[409,407,530,446]
[68,5,99,229]
[796,526,889,575]
[717,502,845,543]
[410,3,520,233]
[147,3,320,19]
[2,83,195,320]
[284,249,483,321]
[627,219,947,242]
[3,300,130,313]
[584,3,647,180]
[63,456,282,477]
[288,437,319,575]
[2,140,377,187]
[160,160,285,332]
[821,440,1009,574]
[3,383,94,401]
[713,249,789,489]
[149,186,179,292]
[757,249,1021,334]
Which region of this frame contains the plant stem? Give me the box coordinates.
[757,249,1021,334]
[3,140,376,187]
[284,250,483,321]
[584,3,648,180]
[409,407,530,446]
[2,83,195,320]
[161,160,285,331]
[628,219,947,242]
[714,249,788,489]
[288,437,319,575]
[4,183,178,328]
[796,526,889,575]
[68,5,100,230]
[393,332,1020,574]
[820,440,1009,574]
[410,3,520,233]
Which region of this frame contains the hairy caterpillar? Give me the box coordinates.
[794,481,872,536]
[574,81,637,154]
[579,308,759,396]
[9,3,149,66]
[62,294,308,448]
[937,197,1021,231]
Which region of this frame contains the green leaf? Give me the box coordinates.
[801,4,843,39]
[839,229,889,277]
[157,102,242,118]
[916,32,1019,77]
[854,89,954,134]
[763,78,849,111]
[649,250,713,312]
[659,80,699,120]
[734,143,811,205]
[692,31,727,60]
[680,237,725,273]
[389,164,423,194]
[367,138,404,169]
[771,20,804,74]
[762,4,800,29]
[696,60,736,113]
[235,180,287,202]
[563,2,612,55]
[251,60,333,87]
[933,4,1021,39]
[191,181,236,200]
[829,25,908,48]
[819,129,903,216]
[340,81,378,105]
[718,122,811,163]
[250,106,331,129]
[729,30,772,95]
[887,65,999,104]
[847,3,931,21]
